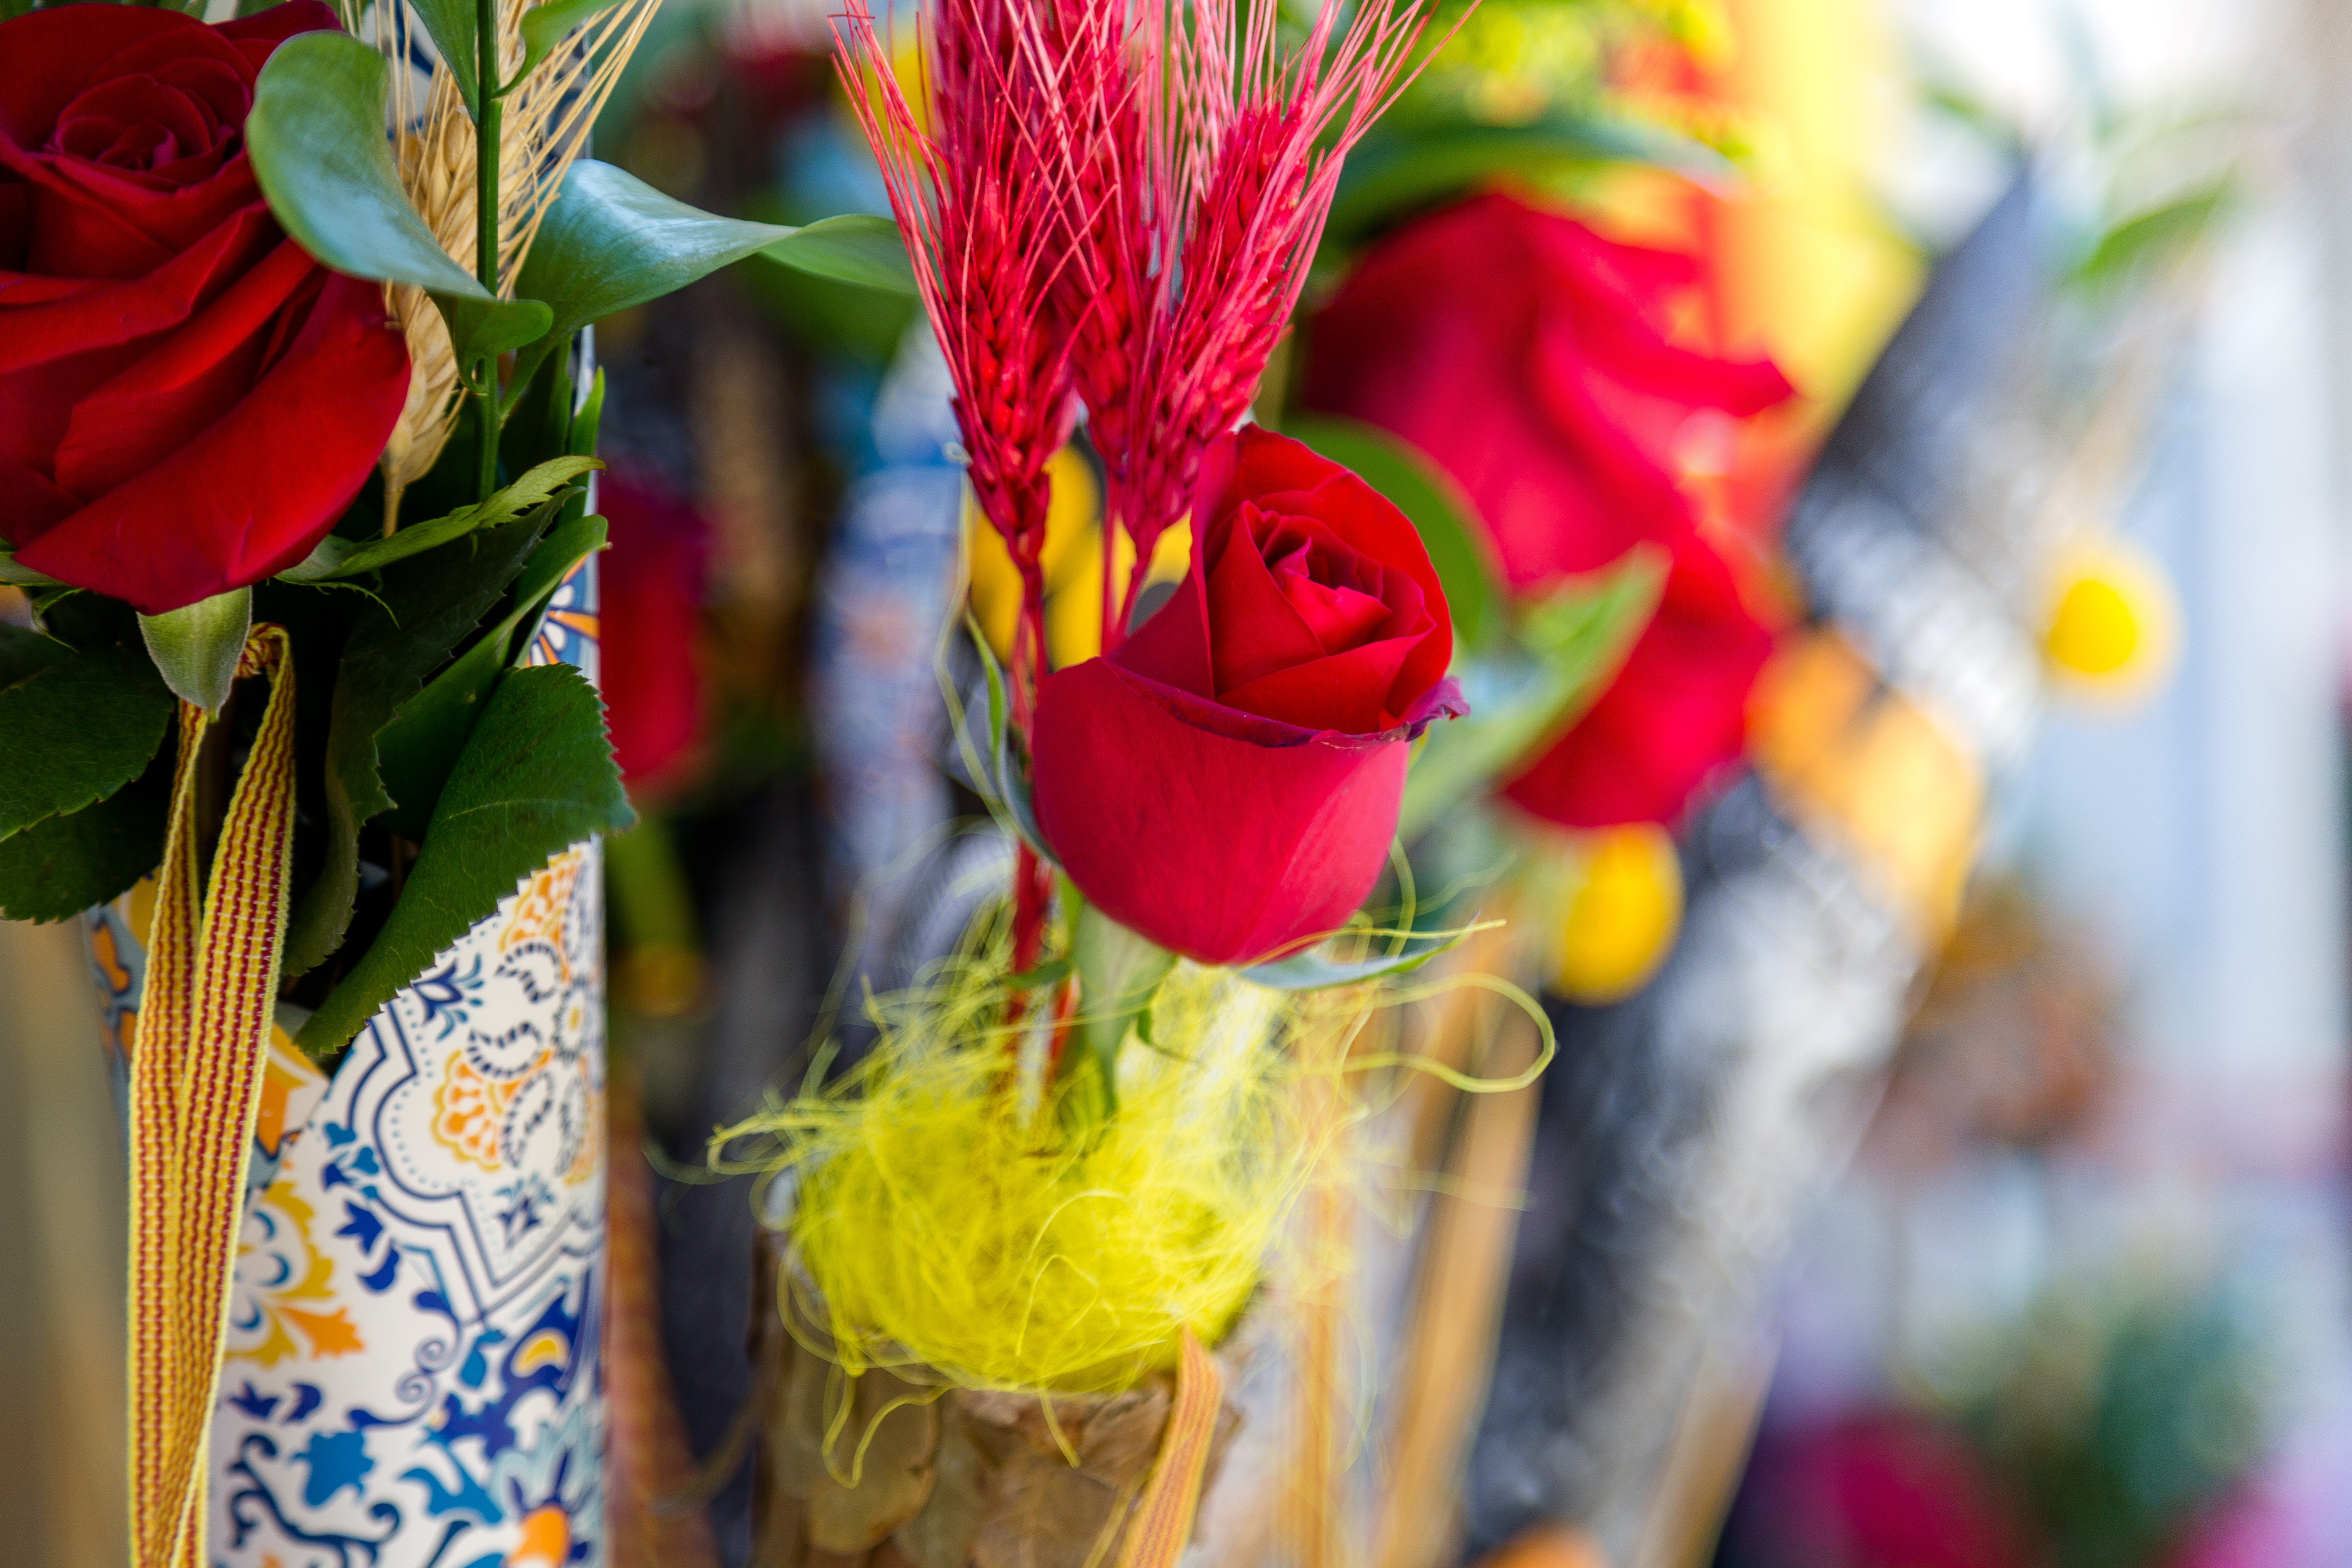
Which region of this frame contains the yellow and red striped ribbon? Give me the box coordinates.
[1114,1328,1223,1568]
[128,625,299,1568]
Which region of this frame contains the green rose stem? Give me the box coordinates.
[474,0,505,504]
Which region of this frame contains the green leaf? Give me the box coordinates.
[0,622,70,688]
[408,0,480,118]
[1326,116,1737,244]
[0,763,171,924]
[507,160,799,396]
[137,587,250,713]
[1242,926,1463,991]
[518,0,630,82]
[569,366,607,460]
[2073,183,2236,289]
[1394,548,1666,843]
[1070,900,1177,1116]
[374,511,608,842]
[0,641,173,840]
[246,34,550,364]
[756,214,917,295]
[1283,414,1500,650]
[283,514,553,976]
[298,662,633,1057]
[279,458,602,582]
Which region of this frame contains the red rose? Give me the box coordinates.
[1300,192,1792,590]
[1501,536,1771,829]
[1032,425,1461,964]
[599,471,709,793]
[0,1,410,616]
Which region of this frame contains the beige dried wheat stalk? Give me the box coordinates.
[352,0,662,517]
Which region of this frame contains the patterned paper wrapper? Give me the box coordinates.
[86,560,613,1568]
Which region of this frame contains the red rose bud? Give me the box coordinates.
[1301,192,1793,590]
[0,2,411,615]
[1502,537,1773,830]
[1032,425,1464,966]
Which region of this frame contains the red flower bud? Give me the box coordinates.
[1033,425,1463,964]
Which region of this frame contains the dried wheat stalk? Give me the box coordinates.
[355,0,662,515]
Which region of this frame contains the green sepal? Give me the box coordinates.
[0,548,62,588]
[281,513,552,976]
[1394,548,1664,844]
[1283,414,1501,651]
[245,34,550,366]
[137,587,250,714]
[1241,926,1463,992]
[279,457,602,582]
[297,662,635,1058]
[374,511,608,842]
[1007,958,1072,992]
[0,760,171,924]
[953,614,1050,858]
[1070,898,1178,1116]
[0,636,173,840]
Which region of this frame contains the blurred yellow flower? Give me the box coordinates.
[967,448,1190,669]
[2041,537,2179,701]
[1550,822,1684,1003]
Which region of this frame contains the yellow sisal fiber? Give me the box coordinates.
[724,955,1350,1396]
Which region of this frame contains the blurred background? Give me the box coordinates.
[7,0,2352,1564]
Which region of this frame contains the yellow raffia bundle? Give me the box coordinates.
[722,944,1364,1396]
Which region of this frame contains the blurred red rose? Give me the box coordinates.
[0,1,410,615]
[599,471,709,794]
[1502,536,1771,829]
[1726,1414,2046,1568]
[1301,191,1792,590]
[1032,424,1461,964]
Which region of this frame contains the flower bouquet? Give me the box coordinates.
[0,0,901,1559]
[703,0,1635,1560]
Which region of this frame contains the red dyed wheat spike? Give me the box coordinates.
[1051,0,1451,636]
[834,0,1082,719]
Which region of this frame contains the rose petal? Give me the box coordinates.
[1215,631,1421,734]
[0,457,83,546]
[1206,502,1329,691]
[52,232,318,501]
[215,1,342,53]
[1113,553,1215,695]
[1033,657,1411,965]
[1501,537,1773,828]
[0,202,278,489]
[0,181,25,272]
[1301,193,1797,591]
[0,8,200,153]
[18,271,409,612]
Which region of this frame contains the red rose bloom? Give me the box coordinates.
[599,470,709,793]
[1301,192,1793,590]
[0,2,410,615]
[1032,425,1461,964]
[1501,536,1772,829]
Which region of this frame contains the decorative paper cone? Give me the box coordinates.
[748,1230,1243,1568]
[82,559,614,1565]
